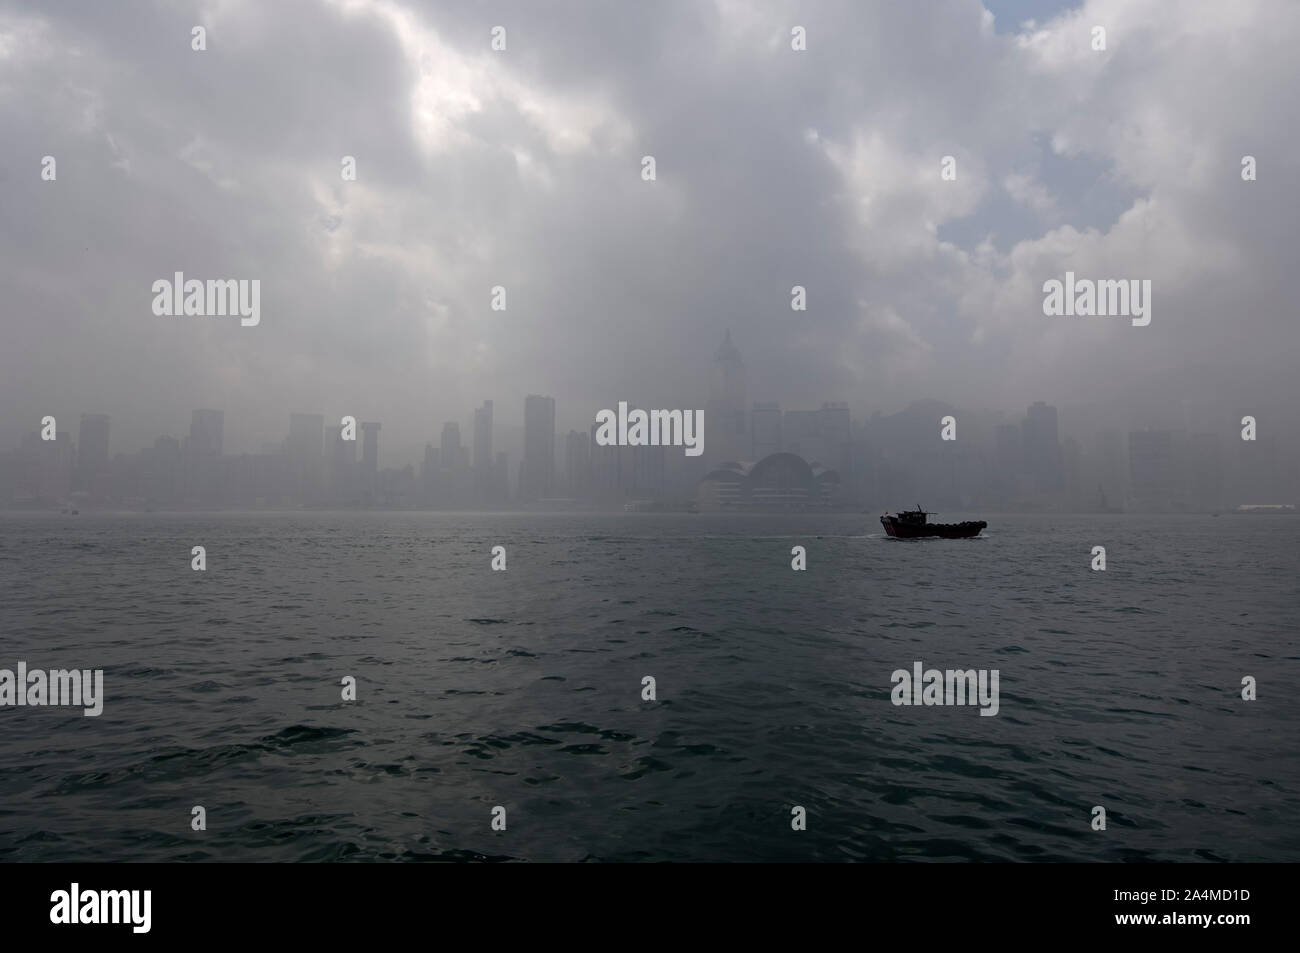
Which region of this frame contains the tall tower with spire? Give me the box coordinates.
[707,330,748,466]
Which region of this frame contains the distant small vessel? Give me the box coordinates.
[881,505,985,539]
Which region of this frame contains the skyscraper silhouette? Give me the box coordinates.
[473,400,494,501]
[520,395,555,501]
[707,330,747,467]
[360,421,381,502]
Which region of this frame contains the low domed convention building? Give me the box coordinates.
[698,452,840,509]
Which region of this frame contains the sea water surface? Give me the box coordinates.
[1,511,1297,862]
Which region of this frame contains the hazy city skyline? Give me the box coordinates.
[3,326,1292,511]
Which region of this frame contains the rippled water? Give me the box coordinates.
[1,511,1297,862]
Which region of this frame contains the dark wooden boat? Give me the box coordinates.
[880,506,985,539]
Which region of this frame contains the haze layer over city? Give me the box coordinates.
[2,0,1297,511]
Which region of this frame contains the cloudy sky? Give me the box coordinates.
[1,0,1296,461]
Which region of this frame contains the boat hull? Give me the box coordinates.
[881,516,986,539]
